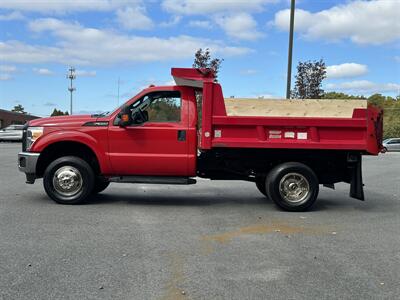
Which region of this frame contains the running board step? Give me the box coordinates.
[108,176,197,185]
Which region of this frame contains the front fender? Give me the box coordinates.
[31,130,112,174]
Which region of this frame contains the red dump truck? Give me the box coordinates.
[18,68,383,211]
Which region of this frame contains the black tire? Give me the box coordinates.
[266,162,319,212]
[43,156,95,204]
[92,179,110,194]
[255,176,268,197]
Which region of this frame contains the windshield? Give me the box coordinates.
[92,111,112,117]
[91,104,124,117]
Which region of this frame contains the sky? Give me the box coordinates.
[0,0,399,117]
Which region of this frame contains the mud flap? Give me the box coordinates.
[349,154,365,201]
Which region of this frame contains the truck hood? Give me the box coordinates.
[28,115,97,127]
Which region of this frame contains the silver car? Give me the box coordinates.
[0,124,24,142]
[382,138,400,152]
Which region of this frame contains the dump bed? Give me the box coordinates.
[172,68,383,155]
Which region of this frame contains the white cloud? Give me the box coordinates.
[326,63,368,79]
[0,65,17,81]
[0,74,13,81]
[1,18,250,66]
[188,20,212,29]
[252,93,281,99]
[395,56,400,63]
[76,70,97,77]
[0,11,24,21]
[160,15,182,27]
[215,13,264,41]
[116,6,154,30]
[33,68,54,75]
[0,0,128,13]
[163,1,276,41]
[240,69,258,75]
[29,17,79,32]
[325,80,400,94]
[162,0,277,15]
[273,0,400,45]
[0,65,17,73]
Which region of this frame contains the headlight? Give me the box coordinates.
[26,127,44,150]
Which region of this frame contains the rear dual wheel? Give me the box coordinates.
[257,162,319,212]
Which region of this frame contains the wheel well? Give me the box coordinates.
[36,141,101,178]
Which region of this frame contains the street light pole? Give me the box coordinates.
[286,0,295,99]
[67,67,76,115]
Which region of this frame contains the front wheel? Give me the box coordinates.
[266,162,319,212]
[43,156,95,204]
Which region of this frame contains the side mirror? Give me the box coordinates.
[118,106,132,127]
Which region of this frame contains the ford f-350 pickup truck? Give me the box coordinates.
[18,68,383,211]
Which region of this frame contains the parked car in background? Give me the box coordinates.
[382,138,400,152]
[0,124,24,142]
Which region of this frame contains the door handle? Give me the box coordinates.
[177,130,186,141]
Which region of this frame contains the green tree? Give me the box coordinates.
[11,104,26,114]
[193,48,223,80]
[51,109,69,116]
[292,59,327,99]
[324,92,400,139]
[367,94,400,139]
[193,48,222,125]
[323,92,366,100]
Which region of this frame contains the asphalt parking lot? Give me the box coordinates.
[1,143,399,300]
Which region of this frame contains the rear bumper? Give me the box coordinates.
[18,152,40,184]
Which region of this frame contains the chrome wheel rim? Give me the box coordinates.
[52,166,83,197]
[279,173,310,204]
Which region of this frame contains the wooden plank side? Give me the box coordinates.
[224,98,367,118]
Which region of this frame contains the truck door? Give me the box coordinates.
[108,88,192,176]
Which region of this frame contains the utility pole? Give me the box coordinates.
[286,0,295,99]
[67,67,76,115]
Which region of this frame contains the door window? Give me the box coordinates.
[145,91,181,122]
[115,91,182,126]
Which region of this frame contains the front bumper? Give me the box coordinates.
[18,152,40,184]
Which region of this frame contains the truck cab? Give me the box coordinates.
[107,86,198,176]
[18,68,383,211]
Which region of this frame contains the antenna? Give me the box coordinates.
[67,67,76,115]
[117,77,120,106]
